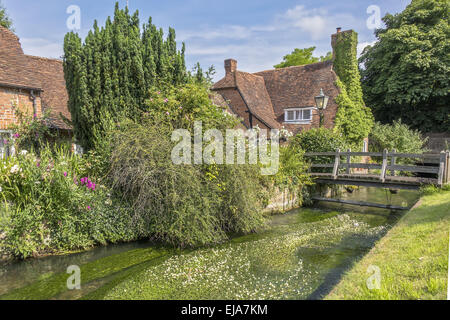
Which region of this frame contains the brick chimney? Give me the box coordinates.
[331,28,353,60]
[225,59,237,74]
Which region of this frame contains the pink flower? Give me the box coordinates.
[87,206,91,211]
[14,133,20,138]
[166,111,170,116]
[164,98,168,103]
[36,162,40,167]
[63,172,68,177]
[157,91,161,95]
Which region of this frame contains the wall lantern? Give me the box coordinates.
[315,88,329,127]
[315,88,329,111]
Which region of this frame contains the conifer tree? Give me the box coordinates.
[63,2,188,150]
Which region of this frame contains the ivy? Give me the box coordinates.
[333,31,374,147]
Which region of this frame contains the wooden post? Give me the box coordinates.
[346,148,351,174]
[333,149,341,180]
[380,149,388,183]
[438,151,446,187]
[390,149,397,177]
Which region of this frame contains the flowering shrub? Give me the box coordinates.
[0,146,135,259]
[9,109,55,154]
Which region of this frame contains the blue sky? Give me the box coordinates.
[3,0,411,81]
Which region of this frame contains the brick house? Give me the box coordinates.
[0,25,71,157]
[212,29,356,137]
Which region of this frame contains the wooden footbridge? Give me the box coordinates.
[305,149,450,191]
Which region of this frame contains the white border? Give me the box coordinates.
[447,228,450,300]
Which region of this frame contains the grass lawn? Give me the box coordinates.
[326,190,450,300]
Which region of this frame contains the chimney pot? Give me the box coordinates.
[336,27,342,33]
[225,59,237,74]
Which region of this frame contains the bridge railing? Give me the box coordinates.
[304,149,450,186]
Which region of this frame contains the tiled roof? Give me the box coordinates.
[26,55,71,129]
[212,59,339,129]
[0,26,42,90]
[0,26,71,129]
[254,60,339,122]
[212,70,280,129]
[235,72,280,129]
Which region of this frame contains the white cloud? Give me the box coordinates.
[20,38,63,59]
[357,41,377,57]
[178,4,358,46]
[278,5,358,40]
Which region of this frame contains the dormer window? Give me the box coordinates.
[284,108,313,124]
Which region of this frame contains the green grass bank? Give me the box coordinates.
[326,190,450,300]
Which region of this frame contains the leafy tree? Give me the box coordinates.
[63,3,188,150]
[360,0,450,133]
[274,47,332,68]
[0,0,13,30]
[189,63,216,87]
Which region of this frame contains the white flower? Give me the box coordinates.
[10,165,20,174]
[0,186,2,192]
[20,150,28,156]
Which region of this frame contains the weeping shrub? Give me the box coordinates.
[109,119,267,247]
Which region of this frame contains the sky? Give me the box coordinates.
[2,0,411,81]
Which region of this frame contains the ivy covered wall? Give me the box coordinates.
[332,31,374,147]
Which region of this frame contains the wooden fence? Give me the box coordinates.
[304,149,450,187]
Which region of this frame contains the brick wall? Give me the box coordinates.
[0,86,42,130]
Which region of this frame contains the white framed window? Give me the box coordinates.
[284,108,313,123]
[0,131,15,160]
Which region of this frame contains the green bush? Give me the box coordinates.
[369,121,428,155]
[0,146,135,259]
[290,128,348,165]
[273,145,313,205]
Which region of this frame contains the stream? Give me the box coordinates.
[0,187,420,300]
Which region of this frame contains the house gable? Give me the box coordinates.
[212,30,352,134]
